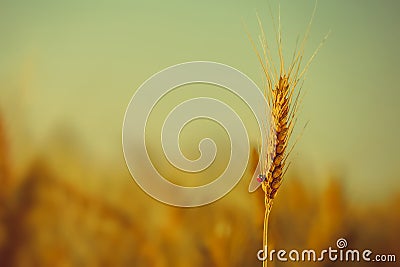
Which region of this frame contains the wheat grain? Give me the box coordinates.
[262,74,290,201]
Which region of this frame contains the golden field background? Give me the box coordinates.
[1,0,400,266]
[0,113,399,266]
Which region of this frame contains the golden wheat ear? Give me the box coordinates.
[260,0,330,204]
[250,2,329,266]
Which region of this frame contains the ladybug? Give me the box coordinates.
[257,174,266,183]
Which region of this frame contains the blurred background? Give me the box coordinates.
[0,0,399,266]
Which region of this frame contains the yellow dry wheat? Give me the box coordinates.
[247,2,329,266]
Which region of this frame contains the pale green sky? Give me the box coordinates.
[1,0,399,202]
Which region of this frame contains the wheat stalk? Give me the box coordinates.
[246,2,329,266]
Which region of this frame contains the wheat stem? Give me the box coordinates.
[262,198,272,267]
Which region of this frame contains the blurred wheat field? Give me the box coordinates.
[0,112,399,267]
[1,1,400,266]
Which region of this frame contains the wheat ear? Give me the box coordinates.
[245,2,328,266]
